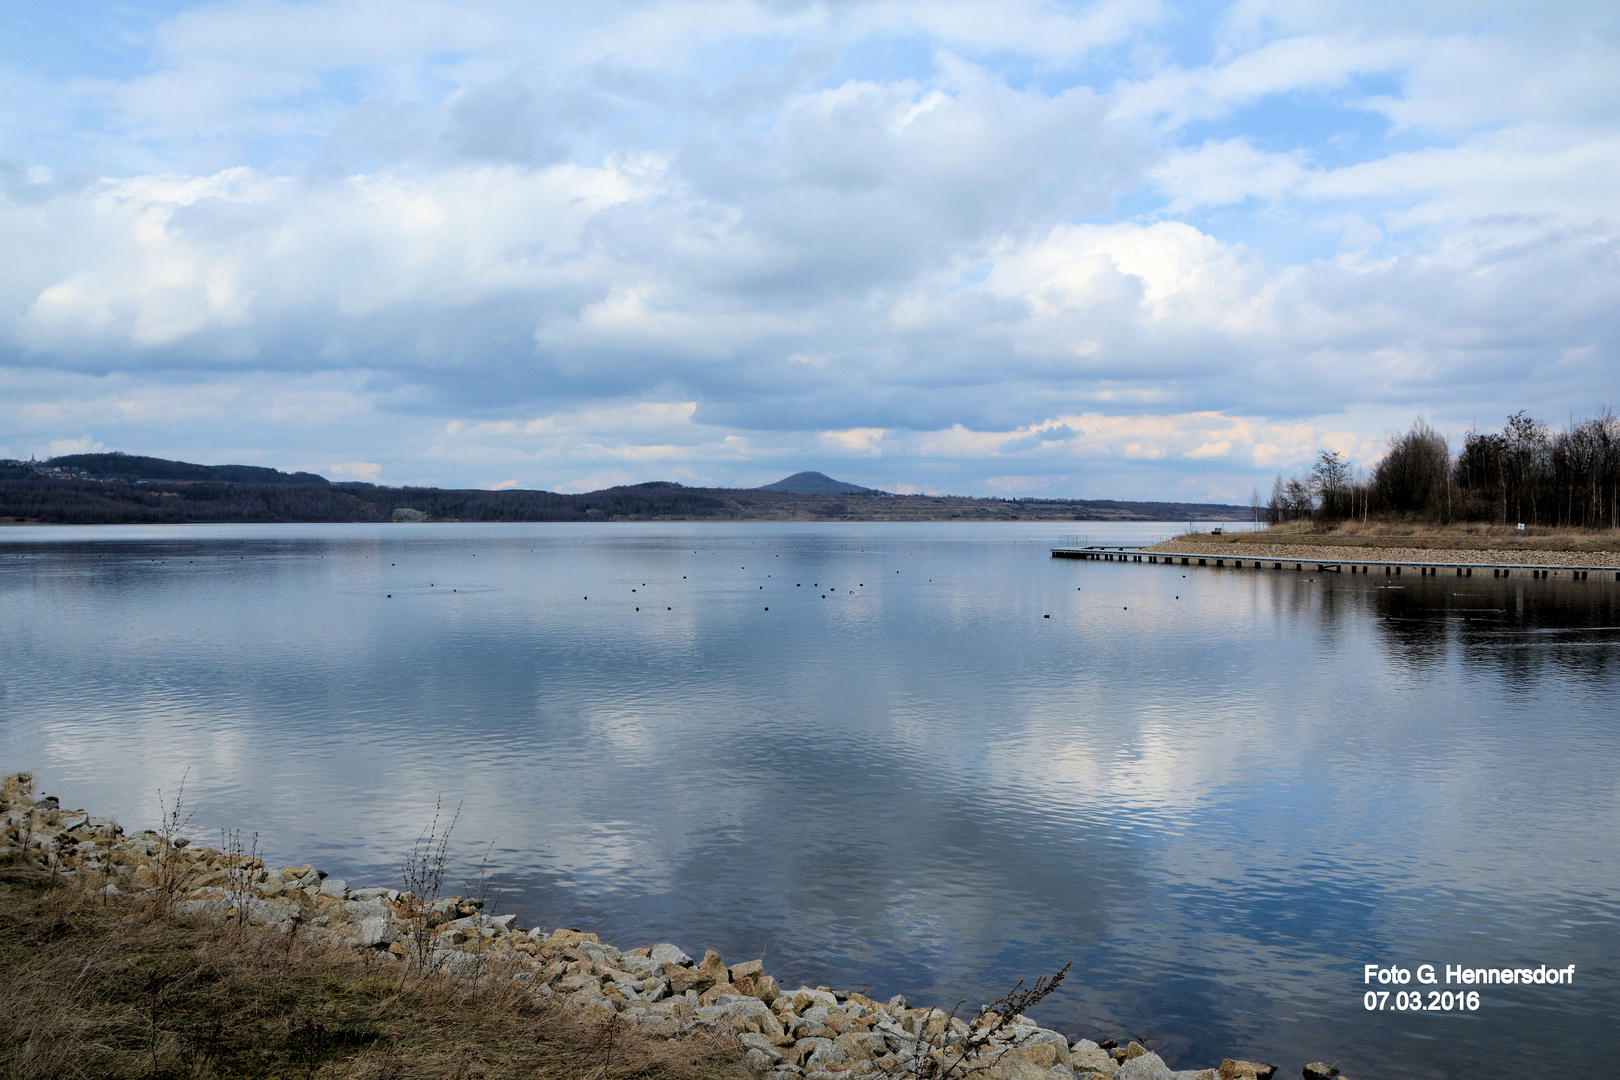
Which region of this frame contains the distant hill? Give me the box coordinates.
[2,451,1256,525]
[47,452,328,486]
[759,471,884,495]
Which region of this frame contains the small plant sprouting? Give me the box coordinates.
[466,837,498,913]
[153,770,197,911]
[399,795,461,973]
[462,836,501,999]
[16,805,36,869]
[222,827,261,931]
[885,962,1072,1080]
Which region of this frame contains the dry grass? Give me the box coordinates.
[0,868,753,1080]
[1183,519,1620,553]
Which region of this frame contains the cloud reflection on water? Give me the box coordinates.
[2,522,1617,1080]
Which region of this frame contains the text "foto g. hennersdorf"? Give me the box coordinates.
[1364,963,1576,986]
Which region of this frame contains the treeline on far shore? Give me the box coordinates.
[0,469,730,525]
[1270,410,1620,528]
[0,464,1255,525]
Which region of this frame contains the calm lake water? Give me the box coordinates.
[2,522,1617,1079]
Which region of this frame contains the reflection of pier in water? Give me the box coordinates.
[1051,545,1616,581]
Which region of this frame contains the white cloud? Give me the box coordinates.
[1111,32,1411,131]
[1299,129,1620,233]
[0,1,1617,499]
[819,427,887,455]
[1150,138,1310,209]
[48,435,106,456]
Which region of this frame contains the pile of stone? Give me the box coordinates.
[0,773,1339,1080]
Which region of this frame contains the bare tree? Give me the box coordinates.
[1311,451,1352,520]
[1374,418,1448,515]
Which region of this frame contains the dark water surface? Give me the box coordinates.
[3,522,1617,1079]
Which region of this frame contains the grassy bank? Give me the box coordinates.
[1141,522,1620,571]
[1196,520,1620,553]
[0,868,750,1080]
[1138,521,1620,569]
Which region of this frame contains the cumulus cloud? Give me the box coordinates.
[48,436,106,456]
[0,1,1616,497]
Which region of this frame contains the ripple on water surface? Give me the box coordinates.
[2,522,1617,1080]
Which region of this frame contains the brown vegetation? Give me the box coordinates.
[1193,519,1620,553]
[0,868,752,1080]
[891,963,1071,1080]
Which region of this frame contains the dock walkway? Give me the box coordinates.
[1051,547,1616,581]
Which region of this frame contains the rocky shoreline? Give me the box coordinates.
[1,773,1340,1080]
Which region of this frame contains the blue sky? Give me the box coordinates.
[2,1,1617,497]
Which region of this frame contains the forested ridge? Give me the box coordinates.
[0,456,1251,524]
[0,468,727,525]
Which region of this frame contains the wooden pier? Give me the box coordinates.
[1051,547,1616,581]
